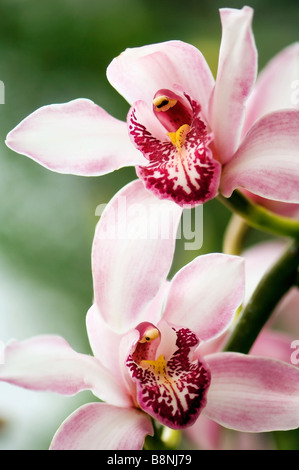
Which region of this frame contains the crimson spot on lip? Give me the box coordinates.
[126,325,211,429]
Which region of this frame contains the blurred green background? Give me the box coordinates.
[0,0,298,450]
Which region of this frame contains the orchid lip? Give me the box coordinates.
[129,91,221,206]
[126,323,211,429]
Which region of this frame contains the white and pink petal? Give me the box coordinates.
[221,110,299,202]
[107,40,215,121]
[162,254,245,341]
[92,179,182,333]
[204,352,299,432]
[86,304,125,377]
[50,403,153,450]
[0,335,131,407]
[243,42,299,134]
[210,6,257,163]
[6,98,145,175]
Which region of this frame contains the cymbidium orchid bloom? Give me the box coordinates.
[5,7,299,208]
[1,181,299,450]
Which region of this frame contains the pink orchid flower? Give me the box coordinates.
[1,180,299,450]
[5,7,299,207]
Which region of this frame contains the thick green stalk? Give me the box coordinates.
[223,239,299,354]
[218,191,299,239]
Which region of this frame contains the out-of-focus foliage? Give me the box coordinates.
[0,0,298,449]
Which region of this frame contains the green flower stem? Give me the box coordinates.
[143,420,181,450]
[223,213,250,255]
[217,191,299,239]
[223,239,299,354]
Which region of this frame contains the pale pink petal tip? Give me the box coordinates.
[204,353,299,432]
[50,403,153,450]
[221,110,299,202]
[92,179,182,333]
[163,254,245,341]
[6,98,144,175]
